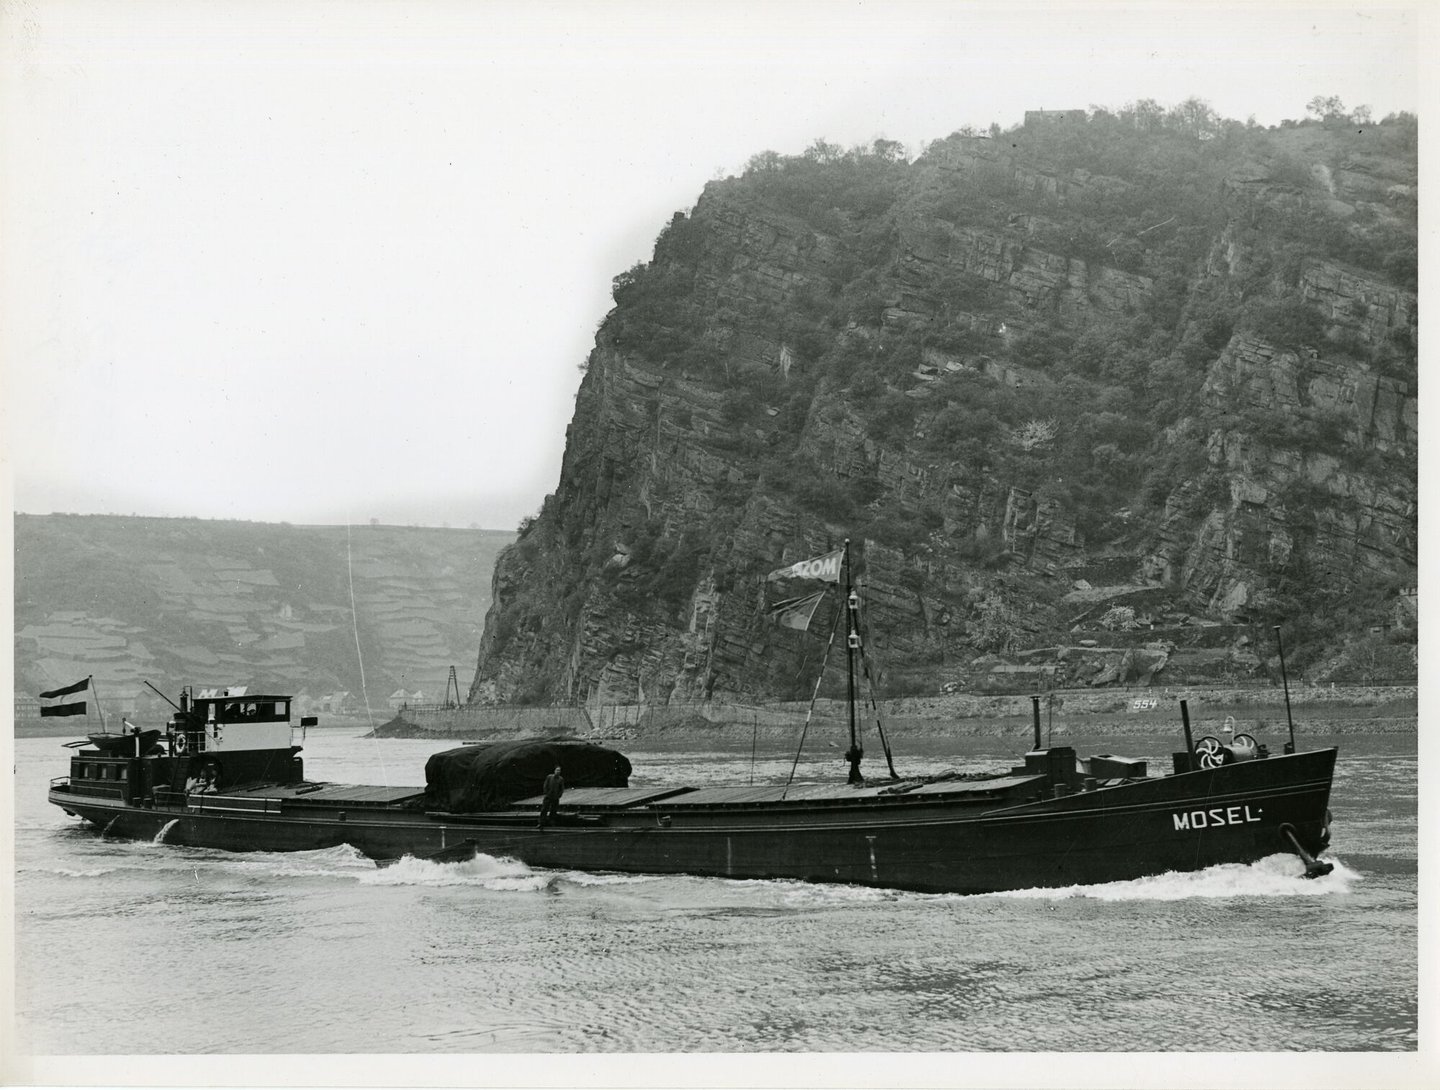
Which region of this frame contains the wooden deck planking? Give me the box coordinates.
[905,775,1044,797]
[230,783,427,805]
[510,786,693,809]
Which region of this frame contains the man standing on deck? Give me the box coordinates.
[538,765,565,829]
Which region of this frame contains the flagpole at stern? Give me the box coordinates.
[89,674,108,732]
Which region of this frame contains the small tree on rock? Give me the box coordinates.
[1011,419,1059,451]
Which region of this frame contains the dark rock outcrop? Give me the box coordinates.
[469,112,1416,705]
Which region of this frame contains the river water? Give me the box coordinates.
[11,725,1419,1068]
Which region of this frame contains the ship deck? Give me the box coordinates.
[152,773,1050,818]
[206,782,428,807]
[508,775,1047,810]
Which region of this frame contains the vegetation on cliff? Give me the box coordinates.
[472,100,1417,706]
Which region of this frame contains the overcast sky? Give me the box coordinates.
[1,1,1424,530]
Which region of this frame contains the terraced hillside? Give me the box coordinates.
[14,515,513,720]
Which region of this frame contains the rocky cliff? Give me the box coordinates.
[470,108,1417,705]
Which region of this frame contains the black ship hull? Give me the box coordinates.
[49,746,1335,895]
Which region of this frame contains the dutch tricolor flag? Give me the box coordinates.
[38,677,90,717]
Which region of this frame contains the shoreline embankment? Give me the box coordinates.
[355,684,1417,744]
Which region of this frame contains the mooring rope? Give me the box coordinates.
[857,649,899,779]
[783,594,844,796]
[847,590,898,778]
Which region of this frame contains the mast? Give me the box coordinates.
[843,539,863,785]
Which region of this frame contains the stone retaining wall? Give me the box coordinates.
[383,685,1415,740]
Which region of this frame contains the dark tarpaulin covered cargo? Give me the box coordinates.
[423,738,632,813]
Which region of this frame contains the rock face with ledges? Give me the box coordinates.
[469,115,1416,703]
[1142,334,1415,619]
[1299,259,1415,348]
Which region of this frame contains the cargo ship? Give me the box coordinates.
[46,685,1335,894]
[44,543,1335,894]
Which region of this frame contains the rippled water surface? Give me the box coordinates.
[13,728,1417,1054]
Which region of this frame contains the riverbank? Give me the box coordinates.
[19,685,1413,744]
[362,685,1416,745]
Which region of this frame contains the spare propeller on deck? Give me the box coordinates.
[1193,736,1225,769]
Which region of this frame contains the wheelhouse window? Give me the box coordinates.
[207,697,289,723]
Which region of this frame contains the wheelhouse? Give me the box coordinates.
[169,688,305,760]
[57,686,309,807]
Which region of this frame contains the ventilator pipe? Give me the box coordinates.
[1280,823,1334,879]
[1031,696,1042,750]
[1180,699,1195,759]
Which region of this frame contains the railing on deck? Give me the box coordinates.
[67,782,126,800]
[188,794,283,815]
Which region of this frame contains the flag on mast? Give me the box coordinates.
[766,549,843,583]
[769,590,827,631]
[38,677,90,717]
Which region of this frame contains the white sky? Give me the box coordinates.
[0,0,1424,530]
